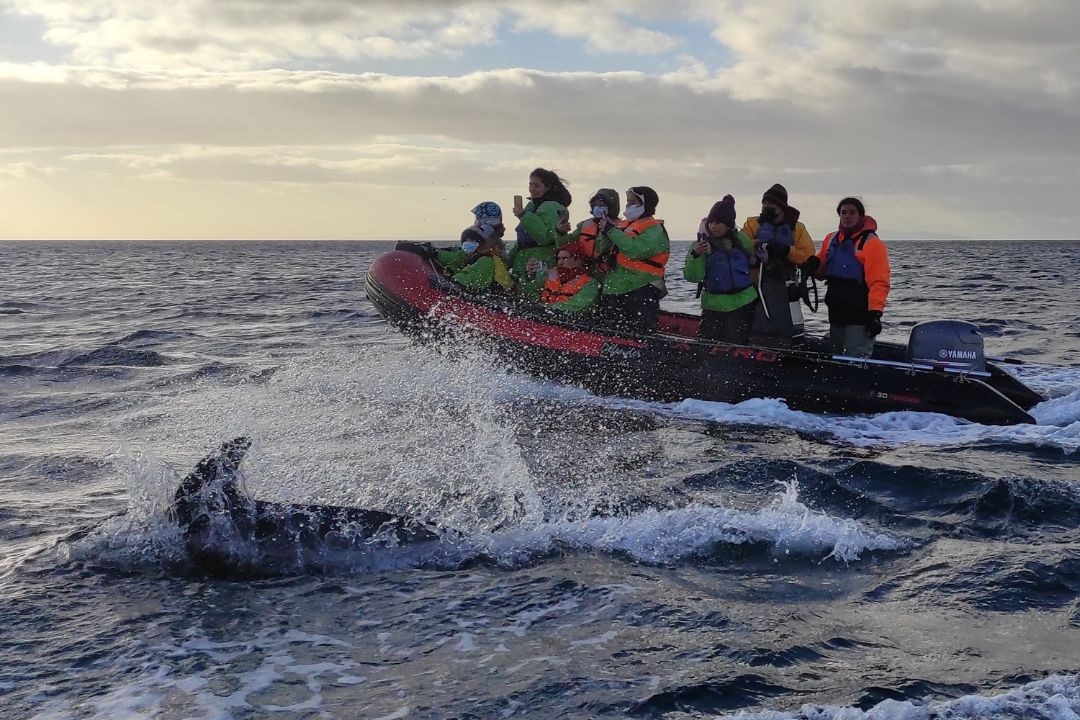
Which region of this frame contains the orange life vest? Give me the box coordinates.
[540,272,593,304]
[614,218,670,277]
[575,220,606,262]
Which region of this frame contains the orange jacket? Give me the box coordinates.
[541,272,593,303]
[814,216,890,312]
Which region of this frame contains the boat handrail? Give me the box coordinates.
[830,354,991,377]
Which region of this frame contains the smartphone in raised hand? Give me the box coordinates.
[513,195,523,214]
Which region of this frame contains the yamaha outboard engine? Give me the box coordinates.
[907,320,986,372]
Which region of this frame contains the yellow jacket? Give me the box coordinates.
[741,216,816,266]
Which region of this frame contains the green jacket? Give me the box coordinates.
[436,248,467,273]
[451,255,512,292]
[683,230,759,312]
[601,220,669,296]
[508,199,565,286]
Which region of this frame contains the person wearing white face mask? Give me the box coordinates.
[592,186,670,330]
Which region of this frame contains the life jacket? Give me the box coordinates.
[540,270,592,304]
[755,221,794,248]
[823,230,873,285]
[575,220,608,268]
[613,217,670,277]
[704,236,753,294]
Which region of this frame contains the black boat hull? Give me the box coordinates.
[365,246,1041,426]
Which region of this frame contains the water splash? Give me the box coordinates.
[722,674,1080,720]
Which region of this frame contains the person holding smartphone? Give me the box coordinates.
[593,186,669,330]
[557,188,621,282]
[508,167,572,296]
[741,183,815,283]
[683,195,760,343]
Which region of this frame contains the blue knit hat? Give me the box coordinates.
[471,201,502,226]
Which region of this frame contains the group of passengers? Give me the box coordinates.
[433,167,891,358]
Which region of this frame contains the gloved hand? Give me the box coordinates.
[801,255,822,274]
[763,242,790,259]
[866,310,883,338]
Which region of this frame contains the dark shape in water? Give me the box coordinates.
[173,437,443,577]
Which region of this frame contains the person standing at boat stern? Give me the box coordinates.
[742,183,815,281]
[509,168,572,295]
[683,195,759,343]
[595,186,670,329]
[802,197,890,357]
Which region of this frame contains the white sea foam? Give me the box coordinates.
[538,380,1080,454]
[670,395,1080,453]
[474,480,905,567]
[1005,362,1080,400]
[723,674,1080,720]
[489,360,1080,453]
[27,625,371,720]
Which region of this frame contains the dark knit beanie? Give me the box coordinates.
[460,227,486,244]
[762,183,788,207]
[836,196,865,216]
[706,194,737,227]
[629,186,659,216]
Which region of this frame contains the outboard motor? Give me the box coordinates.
[907,320,986,372]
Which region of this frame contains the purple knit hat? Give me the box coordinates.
[706,195,736,227]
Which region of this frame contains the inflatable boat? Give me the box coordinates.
[365,243,1044,426]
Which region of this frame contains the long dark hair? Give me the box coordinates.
[530,167,572,208]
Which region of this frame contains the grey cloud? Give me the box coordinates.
[2,64,1078,237]
[2,66,1075,164]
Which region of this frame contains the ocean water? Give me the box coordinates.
[2,239,1079,720]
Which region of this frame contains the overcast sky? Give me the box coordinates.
[1,0,1078,241]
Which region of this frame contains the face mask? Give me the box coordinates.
[461,240,480,254]
[624,205,645,221]
[759,207,777,224]
[591,205,608,219]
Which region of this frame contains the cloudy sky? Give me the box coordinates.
[1,0,1077,241]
